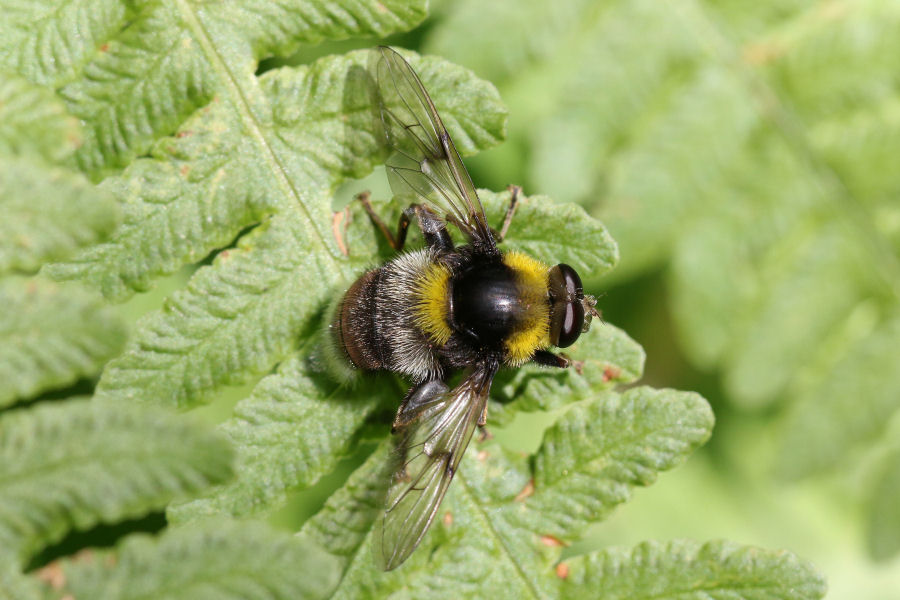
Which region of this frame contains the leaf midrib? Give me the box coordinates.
[457,471,545,600]
[174,0,338,268]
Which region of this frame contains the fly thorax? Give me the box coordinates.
[450,252,550,363]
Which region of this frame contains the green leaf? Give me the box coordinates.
[3,0,427,176]
[428,0,900,496]
[297,443,388,566]
[662,2,900,412]
[0,278,126,408]
[756,1,900,121]
[90,211,338,409]
[719,224,872,410]
[169,349,396,523]
[867,444,900,561]
[0,0,132,88]
[550,64,758,284]
[230,0,428,58]
[0,158,119,275]
[84,50,505,409]
[528,387,713,540]
[480,187,619,280]
[47,50,505,301]
[0,1,838,597]
[299,387,713,597]
[0,566,41,600]
[426,0,598,86]
[0,398,234,563]
[490,321,645,426]
[48,519,339,600]
[778,314,900,480]
[558,539,826,600]
[431,0,748,279]
[0,73,80,162]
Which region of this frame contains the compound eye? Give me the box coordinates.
[549,263,584,302]
[550,298,585,348]
[558,300,585,347]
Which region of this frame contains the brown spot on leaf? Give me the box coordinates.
[332,209,350,257]
[602,365,621,382]
[71,549,95,563]
[36,562,65,589]
[443,511,453,527]
[514,479,534,502]
[555,562,570,579]
[540,535,565,547]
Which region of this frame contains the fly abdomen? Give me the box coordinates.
[324,249,445,384]
[333,268,384,371]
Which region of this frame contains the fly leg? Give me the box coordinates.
[357,191,402,250]
[408,204,454,253]
[477,426,493,443]
[496,184,521,242]
[357,192,453,253]
[392,379,449,433]
[477,402,489,427]
[476,401,493,442]
[533,350,586,375]
[532,349,571,369]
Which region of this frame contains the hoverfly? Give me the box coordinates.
[324,46,599,570]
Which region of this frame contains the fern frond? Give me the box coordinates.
[490,321,644,426]
[169,350,395,523]
[83,51,505,410]
[0,279,125,407]
[0,0,426,175]
[298,387,714,597]
[0,73,80,162]
[0,0,131,88]
[0,159,118,275]
[0,399,233,563]
[427,0,900,495]
[48,520,339,600]
[559,539,826,600]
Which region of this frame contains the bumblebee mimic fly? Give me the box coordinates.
[323,46,600,570]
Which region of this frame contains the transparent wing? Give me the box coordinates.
[371,45,496,249]
[376,363,498,570]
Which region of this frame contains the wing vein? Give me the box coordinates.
[376,363,498,570]
[370,46,497,252]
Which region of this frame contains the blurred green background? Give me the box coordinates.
[114,1,900,597]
